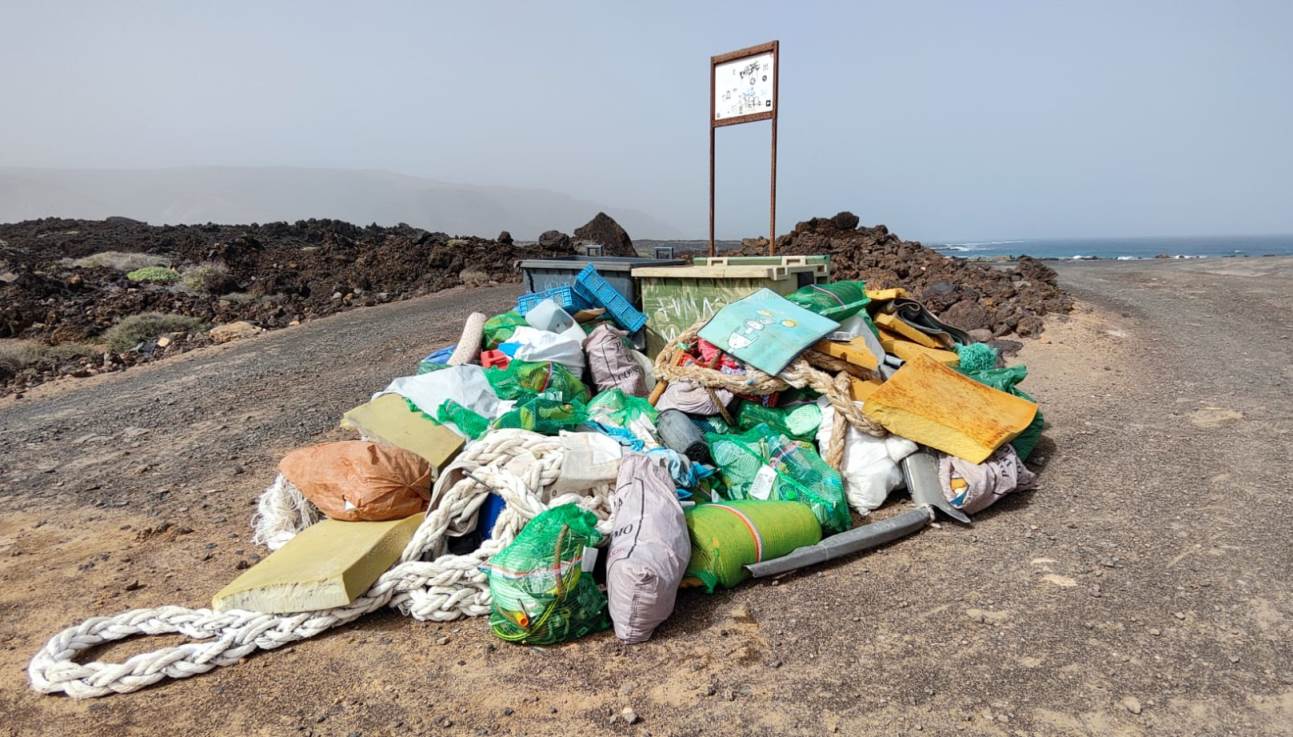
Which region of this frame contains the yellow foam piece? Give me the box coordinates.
[341,394,463,472]
[877,330,960,366]
[862,354,1037,463]
[213,514,424,613]
[865,288,908,302]
[873,312,945,349]
[849,376,884,402]
[812,337,879,371]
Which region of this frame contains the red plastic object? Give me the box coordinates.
[480,350,510,369]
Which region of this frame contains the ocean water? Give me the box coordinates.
[930,234,1293,260]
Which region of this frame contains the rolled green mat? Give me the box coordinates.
[684,500,822,592]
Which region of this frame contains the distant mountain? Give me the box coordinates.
[0,166,683,240]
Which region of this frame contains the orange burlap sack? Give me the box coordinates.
[279,441,432,521]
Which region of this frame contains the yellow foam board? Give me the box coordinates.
[873,312,945,349]
[341,394,463,472]
[877,330,960,366]
[812,336,880,371]
[213,514,424,613]
[849,376,884,402]
[862,354,1037,463]
[864,287,908,302]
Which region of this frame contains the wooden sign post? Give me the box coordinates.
[709,40,779,257]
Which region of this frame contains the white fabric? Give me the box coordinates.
[378,366,500,436]
[629,349,656,387]
[552,431,623,494]
[503,326,585,372]
[816,397,917,514]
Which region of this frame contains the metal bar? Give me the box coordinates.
[901,450,972,524]
[709,56,716,257]
[769,40,779,256]
[744,507,933,578]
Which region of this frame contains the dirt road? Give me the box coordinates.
[2,260,1290,736]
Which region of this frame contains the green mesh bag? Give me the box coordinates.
[786,280,870,321]
[735,401,822,441]
[585,388,657,426]
[955,342,998,374]
[485,503,609,645]
[485,360,591,403]
[482,311,527,350]
[436,399,489,440]
[705,424,851,533]
[958,364,1044,461]
[492,396,588,435]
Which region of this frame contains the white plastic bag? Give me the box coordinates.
[816,397,917,514]
[379,365,501,436]
[553,431,623,494]
[502,326,585,373]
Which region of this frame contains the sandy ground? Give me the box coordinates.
[1,259,1290,737]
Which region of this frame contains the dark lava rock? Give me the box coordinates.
[538,230,572,251]
[573,212,635,257]
[497,230,513,246]
[941,299,993,332]
[741,213,1072,338]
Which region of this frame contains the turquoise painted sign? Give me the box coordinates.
[698,288,838,375]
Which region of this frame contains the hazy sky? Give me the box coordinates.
[2,1,1290,240]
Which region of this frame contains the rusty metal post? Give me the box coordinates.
[709,81,716,257]
[769,41,779,255]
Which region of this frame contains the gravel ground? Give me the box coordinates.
[1,260,1290,736]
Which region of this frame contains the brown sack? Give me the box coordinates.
[279,441,432,522]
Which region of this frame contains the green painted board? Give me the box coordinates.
[638,275,800,357]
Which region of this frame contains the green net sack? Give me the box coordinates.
[684,500,821,591]
[705,424,851,533]
[955,342,998,374]
[586,388,658,426]
[482,311,527,350]
[492,396,588,435]
[735,401,822,441]
[786,280,870,321]
[485,360,591,403]
[958,364,1044,461]
[485,503,609,644]
[436,399,489,440]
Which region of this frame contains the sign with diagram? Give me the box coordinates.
[714,51,775,123]
[709,41,781,256]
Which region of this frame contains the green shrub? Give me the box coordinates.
[102,313,203,352]
[71,251,169,271]
[180,262,230,292]
[0,340,98,376]
[126,266,180,284]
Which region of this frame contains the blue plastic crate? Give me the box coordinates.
[574,264,647,333]
[516,285,589,316]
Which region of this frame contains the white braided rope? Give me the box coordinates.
[250,475,319,551]
[28,429,612,699]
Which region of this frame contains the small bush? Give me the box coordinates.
[126,266,181,284]
[71,251,169,271]
[102,313,203,352]
[180,262,231,292]
[217,291,256,304]
[0,340,98,377]
[460,270,490,288]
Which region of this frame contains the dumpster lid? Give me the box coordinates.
[519,256,685,273]
[631,263,818,280]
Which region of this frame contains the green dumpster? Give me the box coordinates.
[632,263,823,357]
